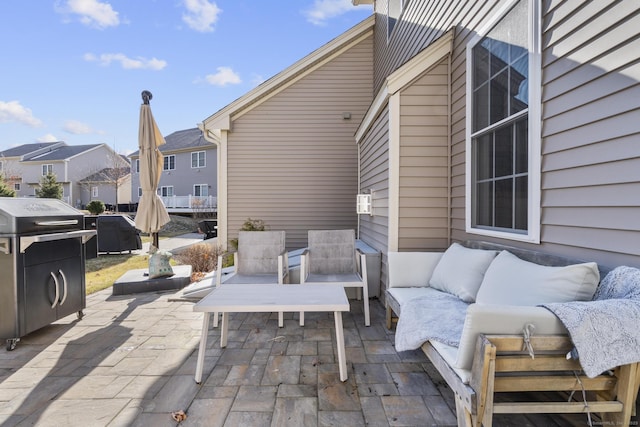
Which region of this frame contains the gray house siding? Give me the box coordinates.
[226,35,374,250]
[356,0,640,304]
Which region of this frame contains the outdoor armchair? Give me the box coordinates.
[300,229,370,326]
[214,230,289,326]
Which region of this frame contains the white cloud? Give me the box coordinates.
[63,120,93,134]
[56,0,120,29]
[84,53,167,70]
[204,67,241,87]
[37,134,60,142]
[304,0,357,26]
[0,100,43,128]
[182,0,221,32]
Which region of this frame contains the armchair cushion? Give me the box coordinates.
[428,243,498,302]
[475,251,600,306]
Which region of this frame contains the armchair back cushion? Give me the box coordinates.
[428,243,498,302]
[475,250,600,306]
[237,231,286,275]
[307,230,356,275]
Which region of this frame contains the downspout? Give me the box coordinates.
[357,141,361,239]
[200,123,226,250]
[447,53,452,247]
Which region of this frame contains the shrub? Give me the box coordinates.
[229,217,267,251]
[174,242,224,275]
[86,200,105,215]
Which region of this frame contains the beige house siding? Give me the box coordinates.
[225,35,374,250]
[397,61,450,251]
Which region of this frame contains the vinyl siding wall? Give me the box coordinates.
[226,35,374,250]
[360,0,640,290]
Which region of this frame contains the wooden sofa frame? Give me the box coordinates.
[386,241,640,426]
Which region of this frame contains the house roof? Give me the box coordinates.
[128,127,213,157]
[22,144,103,162]
[0,142,64,158]
[201,15,375,132]
[79,167,131,183]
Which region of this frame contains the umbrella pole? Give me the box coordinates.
[152,232,159,249]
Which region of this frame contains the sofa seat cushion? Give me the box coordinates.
[429,243,498,302]
[430,341,471,384]
[476,251,600,306]
[387,286,444,314]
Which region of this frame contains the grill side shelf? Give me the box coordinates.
[20,230,97,253]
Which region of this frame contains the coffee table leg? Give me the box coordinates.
[195,312,210,384]
[333,311,347,382]
[220,312,229,348]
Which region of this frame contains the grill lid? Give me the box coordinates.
[0,198,84,235]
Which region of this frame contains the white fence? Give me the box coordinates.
[160,195,217,211]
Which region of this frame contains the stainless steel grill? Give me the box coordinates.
[0,198,96,350]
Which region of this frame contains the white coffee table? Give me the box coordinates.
[193,284,350,383]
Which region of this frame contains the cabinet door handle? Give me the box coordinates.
[59,269,68,306]
[50,272,60,309]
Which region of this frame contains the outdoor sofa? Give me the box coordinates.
[386,241,640,426]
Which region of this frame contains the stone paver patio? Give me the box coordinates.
[0,288,635,426]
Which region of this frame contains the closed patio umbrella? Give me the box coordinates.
[135,90,170,249]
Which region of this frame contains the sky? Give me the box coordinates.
[0,0,373,155]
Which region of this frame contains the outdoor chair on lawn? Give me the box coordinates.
[213,230,289,326]
[300,229,370,326]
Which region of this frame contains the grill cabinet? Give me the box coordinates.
[0,198,96,350]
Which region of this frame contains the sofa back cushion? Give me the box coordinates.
[428,243,498,302]
[475,250,600,305]
[387,252,443,288]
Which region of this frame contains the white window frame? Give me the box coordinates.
[160,186,174,197]
[42,164,53,176]
[91,186,98,198]
[14,183,20,191]
[191,151,206,168]
[138,187,142,197]
[465,0,541,243]
[163,155,176,171]
[193,184,208,197]
[135,159,140,173]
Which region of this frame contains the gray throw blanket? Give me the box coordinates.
[394,289,469,352]
[542,266,640,378]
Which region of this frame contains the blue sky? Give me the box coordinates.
[0,0,372,155]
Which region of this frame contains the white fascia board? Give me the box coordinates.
[202,15,375,132]
[355,85,389,143]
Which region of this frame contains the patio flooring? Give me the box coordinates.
[0,288,637,426]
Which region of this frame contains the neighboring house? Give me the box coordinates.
[78,166,132,210]
[0,142,130,208]
[129,127,217,214]
[202,1,640,298]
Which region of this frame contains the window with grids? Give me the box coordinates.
[191,151,205,168]
[469,0,531,234]
[194,184,208,197]
[160,186,173,197]
[42,164,53,176]
[163,155,175,171]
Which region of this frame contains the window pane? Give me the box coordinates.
[494,125,513,178]
[489,69,509,125]
[515,176,528,230]
[515,119,528,174]
[494,178,513,228]
[476,181,493,227]
[473,83,489,132]
[476,134,493,181]
[511,54,529,114]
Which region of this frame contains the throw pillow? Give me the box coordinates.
[475,250,600,305]
[428,243,498,302]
